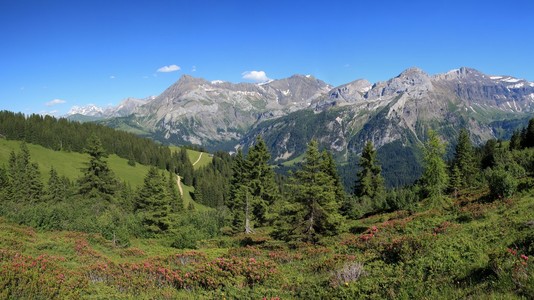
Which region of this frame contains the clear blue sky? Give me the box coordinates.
[1,0,533,116]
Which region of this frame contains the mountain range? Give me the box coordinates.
[67,67,534,185]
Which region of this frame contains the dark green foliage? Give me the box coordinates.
[520,118,534,148]
[6,143,43,203]
[135,167,171,235]
[0,111,184,173]
[486,168,517,199]
[193,151,232,208]
[451,129,477,187]
[174,148,194,186]
[509,130,522,150]
[228,136,279,233]
[274,140,345,243]
[78,135,118,200]
[421,130,449,203]
[166,171,183,213]
[45,167,70,203]
[479,139,498,170]
[353,141,386,212]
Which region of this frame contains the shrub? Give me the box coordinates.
[487,168,517,199]
[330,262,365,287]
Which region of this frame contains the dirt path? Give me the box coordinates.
[176,175,184,197]
[192,152,203,166]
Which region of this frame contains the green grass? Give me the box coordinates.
[0,139,150,188]
[169,146,213,170]
[1,188,533,299]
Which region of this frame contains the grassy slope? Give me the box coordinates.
[0,139,151,187]
[1,187,532,299]
[169,146,213,170]
[0,139,209,210]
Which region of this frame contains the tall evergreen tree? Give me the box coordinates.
[6,143,43,203]
[228,136,279,233]
[135,167,171,234]
[246,135,279,225]
[354,141,386,211]
[167,171,183,212]
[421,130,449,202]
[521,118,534,148]
[78,135,117,200]
[274,140,344,243]
[45,167,68,203]
[451,129,477,187]
[509,130,522,151]
[321,150,348,212]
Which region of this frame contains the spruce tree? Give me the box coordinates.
[229,149,252,233]
[45,167,68,203]
[451,129,477,187]
[135,167,171,234]
[246,135,278,225]
[228,136,279,233]
[321,150,348,212]
[167,171,183,212]
[6,143,43,203]
[421,130,449,203]
[354,141,386,211]
[274,140,344,243]
[78,135,117,200]
[521,118,534,148]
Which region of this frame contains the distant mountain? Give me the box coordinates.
[239,67,534,185]
[70,68,534,185]
[66,97,150,121]
[97,74,331,148]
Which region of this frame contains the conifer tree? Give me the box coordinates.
[229,149,252,233]
[78,135,117,200]
[246,135,278,225]
[451,129,477,187]
[0,166,8,201]
[6,143,43,203]
[354,141,386,211]
[136,167,171,234]
[274,140,344,243]
[45,167,68,203]
[421,130,449,202]
[167,171,183,212]
[521,118,534,148]
[229,136,279,233]
[509,130,522,150]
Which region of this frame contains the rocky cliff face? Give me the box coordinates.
[240,67,534,162]
[113,74,331,147]
[80,68,533,161]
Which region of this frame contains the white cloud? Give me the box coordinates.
[110,75,116,79]
[192,65,197,72]
[157,64,181,73]
[45,99,66,106]
[242,70,271,82]
[39,110,58,116]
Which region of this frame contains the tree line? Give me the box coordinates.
[226,118,534,243]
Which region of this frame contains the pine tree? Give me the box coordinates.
[228,136,279,234]
[274,140,344,243]
[421,130,449,203]
[521,118,534,148]
[354,141,386,211]
[246,135,278,225]
[135,167,171,234]
[451,129,477,187]
[167,171,183,212]
[321,150,347,211]
[0,166,8,201]
[6,143,43,203]
[45,167,68,203]
[78,135,117,200]
[509,130,522,150]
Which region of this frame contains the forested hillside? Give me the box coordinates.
[0,113,533,299]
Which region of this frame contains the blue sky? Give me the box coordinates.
[1,0,533,116]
